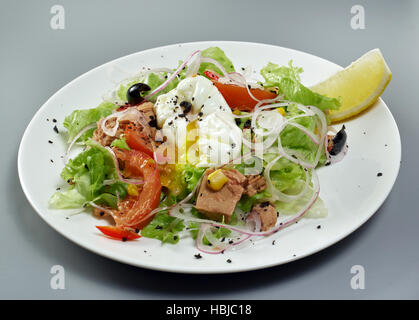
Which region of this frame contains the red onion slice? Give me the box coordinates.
[144,50,201,100]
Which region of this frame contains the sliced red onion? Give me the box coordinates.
[246,211,261,232]
[101,107,147,137]
[144,50,201,100]
[196,223,252,254]
[199,57,233,79]
[185,51,202,78]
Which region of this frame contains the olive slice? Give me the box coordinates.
[126,83,151,105]
[330,125,347,156]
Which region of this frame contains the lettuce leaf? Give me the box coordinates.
[110,136,130,150]
[63,101,117,143]
[141,211,185,244]
[182,164,206,194]
[48,189,87,209]
[49,140,127,209]
[199,47,235,76]
[236,189,271,213]
[260,61,340,111]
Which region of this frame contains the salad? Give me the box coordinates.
[49,47,349,254]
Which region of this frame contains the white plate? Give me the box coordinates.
[18,41,401,274]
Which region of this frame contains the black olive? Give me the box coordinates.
[126,83,151,105]
[330,125,347,156]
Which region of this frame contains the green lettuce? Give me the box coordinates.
[236,189,271,213]
[110,136,130,150]
[280,104,327,165]
[141,211,185,244]
[260,61,340,111]
[199,46,235,76]
[49,140,127,209]
[63,101,117,143]
[182,164,206,194]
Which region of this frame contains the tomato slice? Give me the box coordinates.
[204,70,221,81]
[113,149,161,229]
[96,226,141,241]
[213,81,278,111]
[124,124,154,157]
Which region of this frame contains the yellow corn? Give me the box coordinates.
[127,184,139,197]
[207,169,229,191]
[233,109,241,115]
[277,107,286,116]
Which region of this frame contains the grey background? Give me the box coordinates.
[1,0,418,299]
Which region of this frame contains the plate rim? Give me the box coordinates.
[17,40,402,274]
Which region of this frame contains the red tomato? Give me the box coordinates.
[124,124,154,157]
[204,70,278,111]
[112,149,161,230]
[96,226,141,241]
[213,81,278,111]
[204,70,221,81]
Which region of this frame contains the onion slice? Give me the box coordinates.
[64,123,97,164]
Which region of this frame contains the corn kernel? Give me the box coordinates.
[277,107,286,116]
[207,169,229,191]
[127,184,139,197]
[233,109,241,115]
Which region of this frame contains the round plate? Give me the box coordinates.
[18,41,401,273]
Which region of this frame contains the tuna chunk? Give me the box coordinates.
[195,169,246,222]
[251,202,277,231]
[93,102,157,147]
[244,175,266,197]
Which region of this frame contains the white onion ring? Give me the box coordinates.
[264,155,310,203]
[64,123,97,163]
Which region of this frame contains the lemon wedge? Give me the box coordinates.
[310,49,392,123]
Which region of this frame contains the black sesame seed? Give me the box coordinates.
[48,140,53,144]
[377,172,383,177]
[226,259,232,263]
[194,253,202,259]
[317,225,321,229]
[122,237,127,242]
[53,125,59,134]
